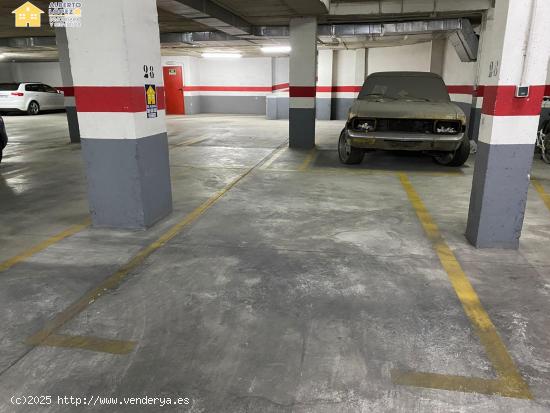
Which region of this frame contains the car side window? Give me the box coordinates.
[43,85,58,93]
[25,84,40,92]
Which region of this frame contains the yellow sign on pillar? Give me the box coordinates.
[145,84,158,119]
[146,86,157,105]
[12,1,44,28]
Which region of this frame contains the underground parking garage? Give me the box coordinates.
[1,0,550,411]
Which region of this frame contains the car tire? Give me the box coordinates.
[433,137,470,167]
[27,101,40,116]
[338,130,364,165]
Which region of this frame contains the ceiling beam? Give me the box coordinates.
[157,0,252,36]
[329,0,492,16]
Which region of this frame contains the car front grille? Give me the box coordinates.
[350,118,462,135]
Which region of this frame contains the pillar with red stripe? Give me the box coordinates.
[289,17,317,149]
[61,0,172,229]
[56,28,80,143]
[466,0,550,249]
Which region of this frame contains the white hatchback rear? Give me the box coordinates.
[0,83,65,115]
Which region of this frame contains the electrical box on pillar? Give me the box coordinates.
[516,86,530,98]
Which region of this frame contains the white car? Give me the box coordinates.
[0,83,65,115]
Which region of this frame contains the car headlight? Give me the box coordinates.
[435,120,462,135]
[351,118,376,132]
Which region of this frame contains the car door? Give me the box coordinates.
[37,84,55,109]
[43,84,64,109]
[24,84,41,109]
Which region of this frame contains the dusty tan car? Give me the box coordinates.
[339,71,470,166]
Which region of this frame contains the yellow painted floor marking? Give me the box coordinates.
[260,146,287,170]
[532,178,550,212]
[25,147,279,353]
[38,334,136,355]
[170,135,209,149]
[396,173,532,399]
[259,167,460,177]
[0,218,92,273]
[298,148,319,172]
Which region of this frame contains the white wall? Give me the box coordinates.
[441,38,476,86]
[334,50,361,86]
[11,62,62,86]
[197,57,271,87]
[272,57,289,86]
[161,55,200,86]
[0,63,14,82]
[368,42,432,74]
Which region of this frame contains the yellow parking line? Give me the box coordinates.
[391,371,527,398]
[0,218,92,273]
[298,148,318,172]
[532,178,550,212]
[260,146,286,170]
[395,173,532,399]
[39,334,136,355]
[170,135,209,149]
[26,147,277,351]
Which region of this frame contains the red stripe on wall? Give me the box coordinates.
[316,86,362,93]
[447,85,475,95]
[545,85,550,97]
[481,85,546,117]
[58,86,75,97]
[183,86,273,92]
[73,86,165,112]
[475,86,485,98]
[272,83,289,91]
[289,86,316,98]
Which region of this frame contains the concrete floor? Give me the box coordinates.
[1,113,550,412]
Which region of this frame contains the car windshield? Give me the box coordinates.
[0,83,20,91]
[358,75,450,102]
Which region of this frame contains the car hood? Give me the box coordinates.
[349,99,465,121]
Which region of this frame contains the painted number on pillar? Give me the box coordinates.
[488,61,499,78]
[144,65,155,79]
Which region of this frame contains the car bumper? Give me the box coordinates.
[0,101,27,111]
[346,129,464,152]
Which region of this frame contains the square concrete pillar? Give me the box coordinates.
[466,0,550,249]
[289,17,317,149]
[55,28,80,144]
[59,0,172,229]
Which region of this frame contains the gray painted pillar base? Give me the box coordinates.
[289,108,315,149]
[466,141,534,249]
[266,96,277,120]
[81,133,172,229]
[316,98,331,120]
[65,106,81,143]
[468,104,481,142]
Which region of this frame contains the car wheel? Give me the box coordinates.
[338,130,365,165]
[433,137,470,167]
[27,101,40,116]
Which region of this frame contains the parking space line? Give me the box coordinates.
[260,146,287,170]
[532,178,550,212]
[391,371,524,398]
[298,148,319,172]
[0,218,92,273]
[37,334,136,355]
[169,134,209,149]
[24,145,283,354]
[395,173,532,399]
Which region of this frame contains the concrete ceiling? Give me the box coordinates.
[0,0,211,38]
[0,0,488,61]
[210,0,329,25]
